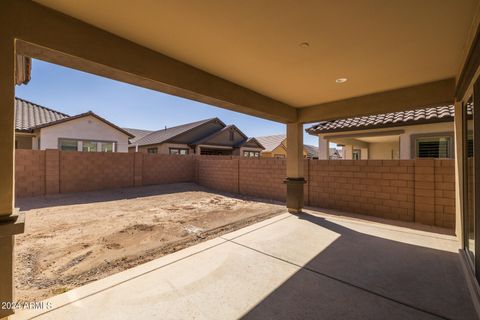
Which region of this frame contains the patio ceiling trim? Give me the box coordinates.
[2,0,296,123]
[298,78,455,123]
[323,130,405,140]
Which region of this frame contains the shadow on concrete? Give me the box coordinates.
[241,213,475,320]
[304,206,455,236]
[15,183,284,211]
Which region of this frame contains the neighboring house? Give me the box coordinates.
[15,97,133,152]
[329,148,343,160]
[255,134,322,159]
[124,118,264,156]
[306,105,460,160]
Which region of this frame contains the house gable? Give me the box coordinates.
[39,115,131,152]
[169,120,225,144]
[240,138,264,149]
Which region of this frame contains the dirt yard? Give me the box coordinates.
[14,183,285,302]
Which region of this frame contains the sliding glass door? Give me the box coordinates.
[464,79,480,279]
[465,96,475,264]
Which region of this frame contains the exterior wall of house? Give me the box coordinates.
[39,115,130,152]
[134,143,194,154]
[369,141,400,160]
[321,121,454,160]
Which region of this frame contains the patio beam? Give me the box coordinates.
[0,0,296,124]
[329,138,369,149]
[285,123,305,213]
[298,78,455,123]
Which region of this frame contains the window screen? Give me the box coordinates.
[415,137,451,158]
[82,141,98,152]
[59,139,78,152]
[169,148,189,155]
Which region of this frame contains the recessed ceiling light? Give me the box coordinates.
[335,78,348,83]
[299,42,310,48]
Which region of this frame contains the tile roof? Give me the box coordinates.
[304,144,319,158]
[131,118,222,146]
[306,105,456,134]
[255,134,286,152]
[123,128,155,144]
[235,137,265,149]
[15,97,133,137]
[255,134,317,155]
[15,97,69,131]
[33,111,134,137]
[192,124,248,146]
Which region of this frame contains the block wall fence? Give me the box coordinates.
[15,150,455,229]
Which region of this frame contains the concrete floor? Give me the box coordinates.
[12,209,477,320]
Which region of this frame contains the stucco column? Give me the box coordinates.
[399,133,410,159]
[0,35,24,319]
[318,136,329,160]
[343,145,353,160]
[284,122,305,213]
[454,101,464,246]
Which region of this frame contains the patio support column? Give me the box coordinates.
[285,122,305,213]
[0,35,24,319]
[318,136,329,160]
[454,101,464,246]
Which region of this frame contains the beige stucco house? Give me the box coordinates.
[307,105,457,160]
[125,118,264,156]
[255,134,323,159]
[15,97,133,152]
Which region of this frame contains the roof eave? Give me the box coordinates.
[306,116,454,135]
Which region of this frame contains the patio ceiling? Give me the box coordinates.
[3,0,479,123]
[34,1,478,106]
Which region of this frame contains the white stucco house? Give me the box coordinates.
[307,105,460,160]
[15,97,133,152]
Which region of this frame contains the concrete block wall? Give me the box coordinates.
[15,150,45,197]
[309,160,416,223]
[238,158,286,201]
[15,150,456,228]
[60,152,135,193]
[197,158,239,194]
[434,160,456,228]
[142,154,196,186]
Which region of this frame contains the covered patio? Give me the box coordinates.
[11,209,475,320]
[1,1,480,319]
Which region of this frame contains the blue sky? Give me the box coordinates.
[16,59,319,146]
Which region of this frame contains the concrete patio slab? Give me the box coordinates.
[11,210,477,320]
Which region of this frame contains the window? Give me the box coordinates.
[59,139,78,152]
[82,141,98,152]
[274,154,285,158]
[352,149,361,160]
[101,142,114,152]
[147,147,158,154]
[415,136,452,158]
[243,151,260,157]
[169,148,189,155]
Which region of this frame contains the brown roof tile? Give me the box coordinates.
[15,97,69,131]
[306,105,459,134]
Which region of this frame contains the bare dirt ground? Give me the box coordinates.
[14,183,285,302]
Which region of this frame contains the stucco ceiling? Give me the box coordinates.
[34,0,479,107]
